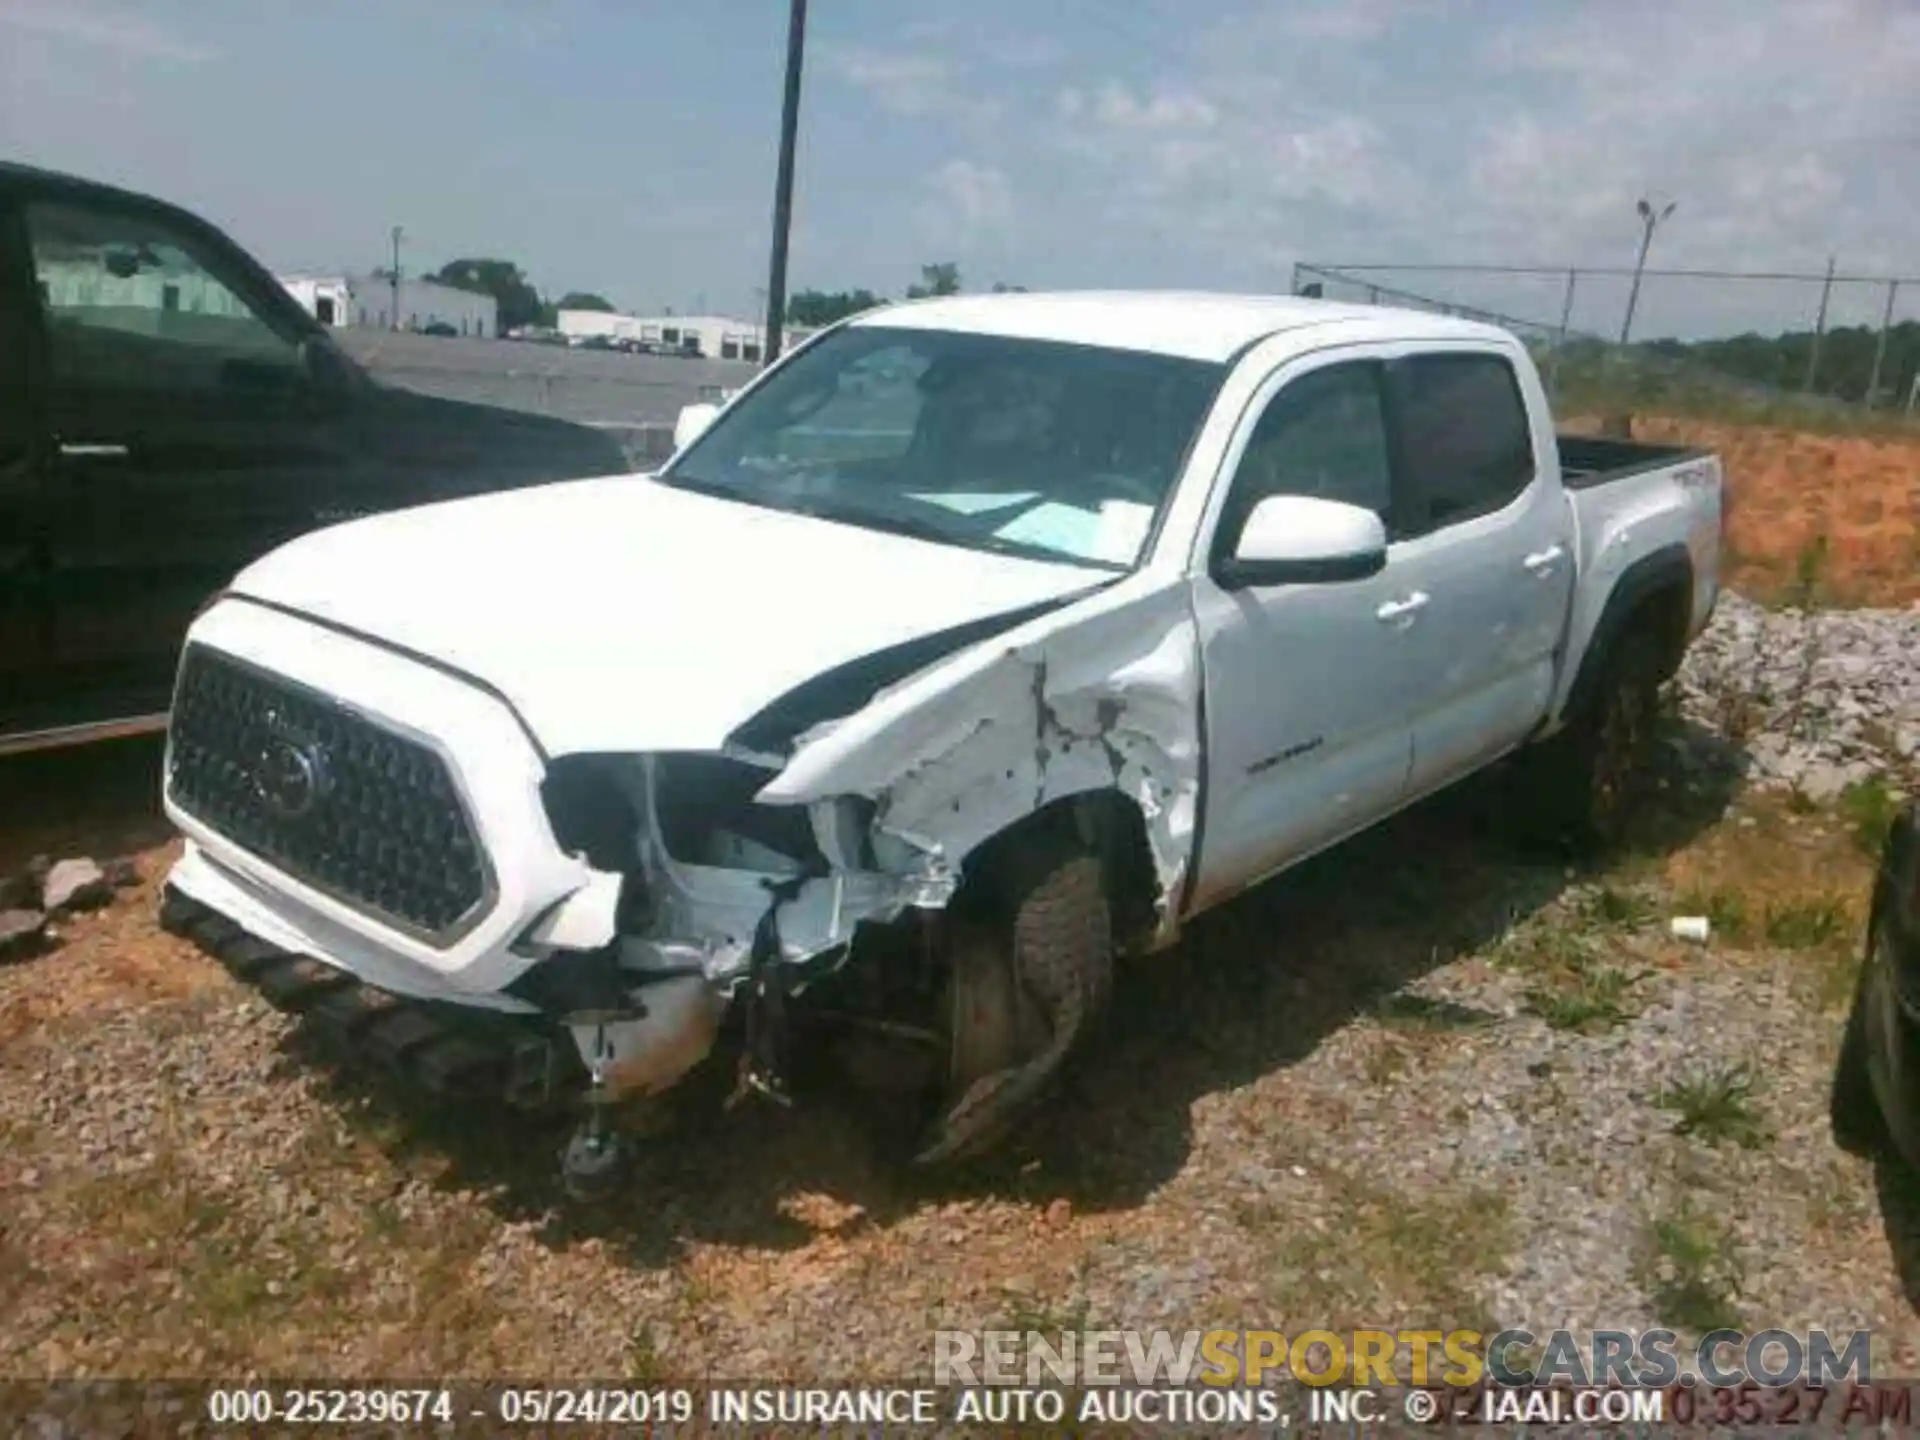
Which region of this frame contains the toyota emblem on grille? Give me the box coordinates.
[254,734,327,819]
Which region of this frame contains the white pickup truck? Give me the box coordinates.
[157,291,1723,1194]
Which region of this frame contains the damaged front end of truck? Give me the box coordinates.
[517,586,1203,1195]
[160,580,1202,1198]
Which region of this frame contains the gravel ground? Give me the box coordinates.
[1675,589,1920,799]
[2,592,1919,1385]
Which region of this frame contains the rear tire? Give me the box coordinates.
[917,829,1113,1167]
[1520,629,1663,854]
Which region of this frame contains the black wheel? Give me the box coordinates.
[1832,930,1894,1160]
[1520,630,1662,854]
[915,829,1113,1167]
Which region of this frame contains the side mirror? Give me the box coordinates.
[1216,494,1388,589]
[674,401,720,451]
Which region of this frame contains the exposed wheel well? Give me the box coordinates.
[957,789,1158,948]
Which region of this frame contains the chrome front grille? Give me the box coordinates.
[166,645,491,941]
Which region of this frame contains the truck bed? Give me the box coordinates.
[1557,433,1711,490]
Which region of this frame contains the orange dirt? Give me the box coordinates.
[1566,415,1920,607]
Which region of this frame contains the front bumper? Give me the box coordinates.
[160,884,585,1110]
[159,596,940,1106]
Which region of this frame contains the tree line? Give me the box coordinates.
[424,257,613,331]
[786,263,1028,327]
[1643,322,1920,406]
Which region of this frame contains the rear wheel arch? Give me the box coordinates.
[1563,543,1694,721]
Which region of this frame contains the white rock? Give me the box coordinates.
[42,858,111,913]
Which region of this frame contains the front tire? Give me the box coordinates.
[916,830,1113,1167]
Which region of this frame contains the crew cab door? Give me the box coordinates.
[1187,353,1416,911]
[20,190,357,711]
[0,193,49,725]
[1382,349,1574,794]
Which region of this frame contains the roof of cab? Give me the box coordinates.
[850,288,1513,363]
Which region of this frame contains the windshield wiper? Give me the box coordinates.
[828,502,1117,569]
[654,470,1119,571]
[652,468,758,502]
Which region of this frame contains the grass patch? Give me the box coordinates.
[1654,1064,1772,1149]
[997,1290,1094,1340]
[1492,919,1603,977]
[1635,1201,1745,1335]
[1374,993,1500,1032]
[1267,1175,1512,1329]
[1840,775,1903,858]
[1662,794,1878,972]
[1762,896,1850,949]
[1525,963,1640,1033]
[1672,885,1750,941]
[1363,1036,1411,1089]
[1583,885,1656,929]
[626,1323,667,1383]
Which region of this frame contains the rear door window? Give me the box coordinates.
[25,198,307,400]
[1387,352,1535,537]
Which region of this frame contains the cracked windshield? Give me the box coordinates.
[666,326,1222,569]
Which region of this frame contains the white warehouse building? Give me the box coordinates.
[278,273,498,337]
[556,309,816,362]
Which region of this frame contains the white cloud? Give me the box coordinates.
[821,44,996,121]
[920,158,1015,242]
[0,0,216,63]
[1001,0,1919,332]
[1086,82,1219,133]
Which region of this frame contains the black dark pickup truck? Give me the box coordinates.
[0,162,631,755]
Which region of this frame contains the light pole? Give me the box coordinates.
[389,224,404,332]
[762,0,807,365]
[1618,197,1675,345]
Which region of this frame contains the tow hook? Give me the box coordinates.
[727,871,816,1111]
[561,1015,629,1201]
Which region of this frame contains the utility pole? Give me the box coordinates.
[762,0,807,366]
[1618,197,1676,345]
[1803,254,1837,394]
[389,225,404,332]
[1867,279,1901,408]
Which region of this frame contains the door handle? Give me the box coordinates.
[58,442,131,458]
[1523,544,1566,574]
[1376,591,1429,623]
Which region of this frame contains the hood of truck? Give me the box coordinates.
[225,474,1109,756]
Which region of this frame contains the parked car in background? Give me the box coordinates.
[154,290,1724,1197]
[420,321,458,338]
[0,161,633,756]
[1832,800,1920,1165]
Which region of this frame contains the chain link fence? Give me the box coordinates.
[1292,262,1920,429]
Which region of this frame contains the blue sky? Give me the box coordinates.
[3,0,1916,339]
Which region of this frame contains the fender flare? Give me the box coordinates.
[1559,542,1694,724]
